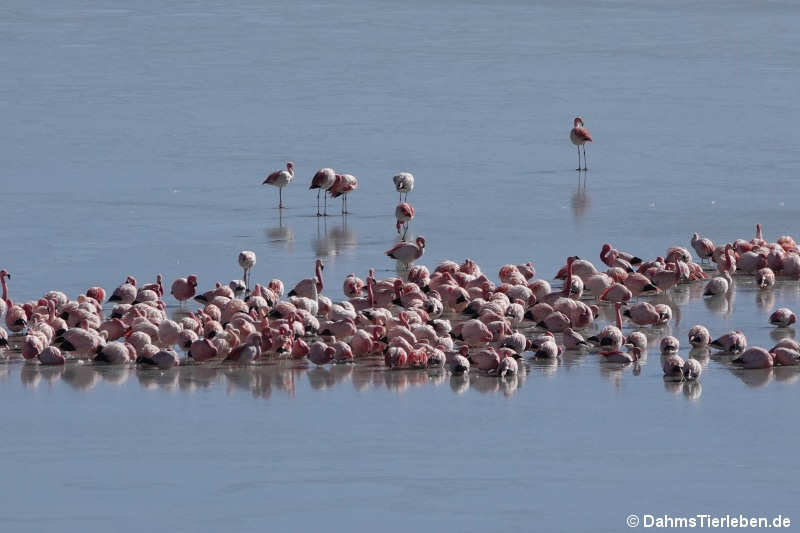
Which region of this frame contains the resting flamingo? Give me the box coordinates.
[263,161,295,208]
[570,117,592,170]
[386,237,426,264]
[393,172,414,202]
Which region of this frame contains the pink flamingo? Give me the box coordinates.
[622,302,659,326]
[683,358,702,380]
[288,259,324,299]
[328,173,358,214]
[691,233,715,263]
[732,347,773,369]
[395,202,415,239]
[171,274,198,304]
[38,346,65,365]
[662,354,685,378]
[709,330,747,354]
[0,270,10,320]
[309,168,336,216]
[1,270,27,333]
[660,336,679,354]
[769,307,796,327]
[386,236,426,264]
[755,267,775,289]
[688,325,711,347]
[570,116,593,170]
[601,346,641,364]
[262,161,295,208]
[188,338,218,362]
[108,276,137,304]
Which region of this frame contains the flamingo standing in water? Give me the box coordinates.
[393,172,414,202]
[263,161,295,208]
[570,117,592,170]
[329,173,358,214]
[395,202,415,240]
[309,168,336,216]
[238,250,257,291]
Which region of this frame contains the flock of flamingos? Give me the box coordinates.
[1,117,798,390]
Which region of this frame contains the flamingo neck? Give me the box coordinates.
[0,275,7,304]
[315,263,323,292]
[367,278,375,307]
[564,260,573,296]
[615,305,622,329]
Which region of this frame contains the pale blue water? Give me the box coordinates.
[2,1,800,531]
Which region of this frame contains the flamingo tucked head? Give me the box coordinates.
[573,116,584,127]
[416,236,426,249]
[287,161,295,171]
[187,274,198,287]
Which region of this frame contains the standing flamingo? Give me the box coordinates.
[395,202,415,240]
[0,270,9,319]
[263,161,295,209]
[570,117,592,170]
[238,250,257,291]
[393,172,414,202]
[309,168,336,216]
[329,173,358,214]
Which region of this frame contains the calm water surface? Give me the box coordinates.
[2,1,800,531]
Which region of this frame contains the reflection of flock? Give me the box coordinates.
[2,359,529,398]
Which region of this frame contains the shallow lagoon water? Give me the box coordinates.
[3,1,800,531]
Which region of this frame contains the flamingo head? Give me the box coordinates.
[0,270,8,280]
[573,116,584,127]
[416,236,426,249]
[287,161,295,171]
[187,274,198,287]
[126,276,137,286]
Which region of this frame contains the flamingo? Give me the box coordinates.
[569,116,592,170]
[0,270,10,319]
[288,259,324,299]
[683,358,702,380]
[238,250,257,291]
[663,354,685,378]
[170,275,198,304]
[328,173,358,214]
[393,172,415,202]
[691,233,715,263]
[386,236,426,264]
[688,325,711,347]
[262,161,295,209]
[395,202,415,239]
[769,307,796,328]
[309,168,336,216]
[732,347,773,369]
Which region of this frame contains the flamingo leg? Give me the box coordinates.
[279,188,283,209]
[576,147,581,171]
[323,192,328,216]
[316,190,321,217]
[583,146,588,171]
